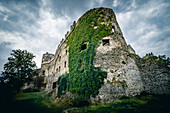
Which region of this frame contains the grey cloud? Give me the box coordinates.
[0,0,170,73]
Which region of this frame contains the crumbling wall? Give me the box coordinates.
[134,57,170,95]
[39,40,69,91]
[92,34,144,102]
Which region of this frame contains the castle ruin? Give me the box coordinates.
[39,8,170,102]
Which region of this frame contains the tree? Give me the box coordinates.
[0,49,37,93]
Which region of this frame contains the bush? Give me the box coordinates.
[57,72,69,97]
[72,95,89,107]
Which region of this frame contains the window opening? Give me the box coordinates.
[112,26,115,33]
[59,66,61,72]
[59,56,61,62]
[42,70,45,75]
[81,42,88,50]
[102,39,110,46]
[66,50,67,55]
[52,82,56,89]
[56,68,58,73]
[64,61,66,68]
[81,43,86,50]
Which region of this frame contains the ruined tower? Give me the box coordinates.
[39,8,170,102]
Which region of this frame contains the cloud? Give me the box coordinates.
[116,0,170,57]
[113,0,119,7]
[0,0,73,69]
[0,0,170,73]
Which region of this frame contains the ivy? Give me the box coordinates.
[66,8,113,98]
[57,72,69,97]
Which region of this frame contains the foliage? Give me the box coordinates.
[67,8,112,97]
[57,72,69,97]
[72,95,89,107]
[0,49,37,93]
[70,94,170,113]
[143,52,170,66]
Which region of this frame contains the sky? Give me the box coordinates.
[0,0,170,72]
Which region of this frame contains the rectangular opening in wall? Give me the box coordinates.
[52,82,56,89]
[81,43,87,50]
[102,39,110,46]
[59,66,60,72]
[59,56,61,62]
[42,70,45,75]
[64,61,66,68]
[112,26,115,33]
[56,68,58,73]
[66,50,67,55]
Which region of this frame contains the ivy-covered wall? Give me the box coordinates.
[66,8,118,97]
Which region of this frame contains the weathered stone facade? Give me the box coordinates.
[39,7,170,102]
[40,39,69,91]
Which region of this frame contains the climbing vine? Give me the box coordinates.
[66,8,114,98]
[57,72,69,97]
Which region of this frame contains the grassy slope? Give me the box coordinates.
[70,94,170,113]
[4,92,170,113]
[4,92,63,113]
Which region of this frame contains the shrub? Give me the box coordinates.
[72,95,89,107]
[57,72,69,97]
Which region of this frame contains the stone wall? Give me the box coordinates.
[134,56,170,95]
[39,40,69,91]
[39,8,170,102]
[92,42,170,102]
[92,34,144,102]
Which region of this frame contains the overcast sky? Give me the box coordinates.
[0,0,170,72]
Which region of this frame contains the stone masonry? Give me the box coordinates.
[39,7,170,102]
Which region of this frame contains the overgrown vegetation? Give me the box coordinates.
[72,95,90,107]
[3,92,170,113]
[57,72,69,97]
[143,52,169,66]
[66,8,113,98]
[70,94,170,113]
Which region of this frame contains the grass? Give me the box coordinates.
[70,94,170,113]
[14,92,45,100]
[2,92,170,113]
[3,92,63,113]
